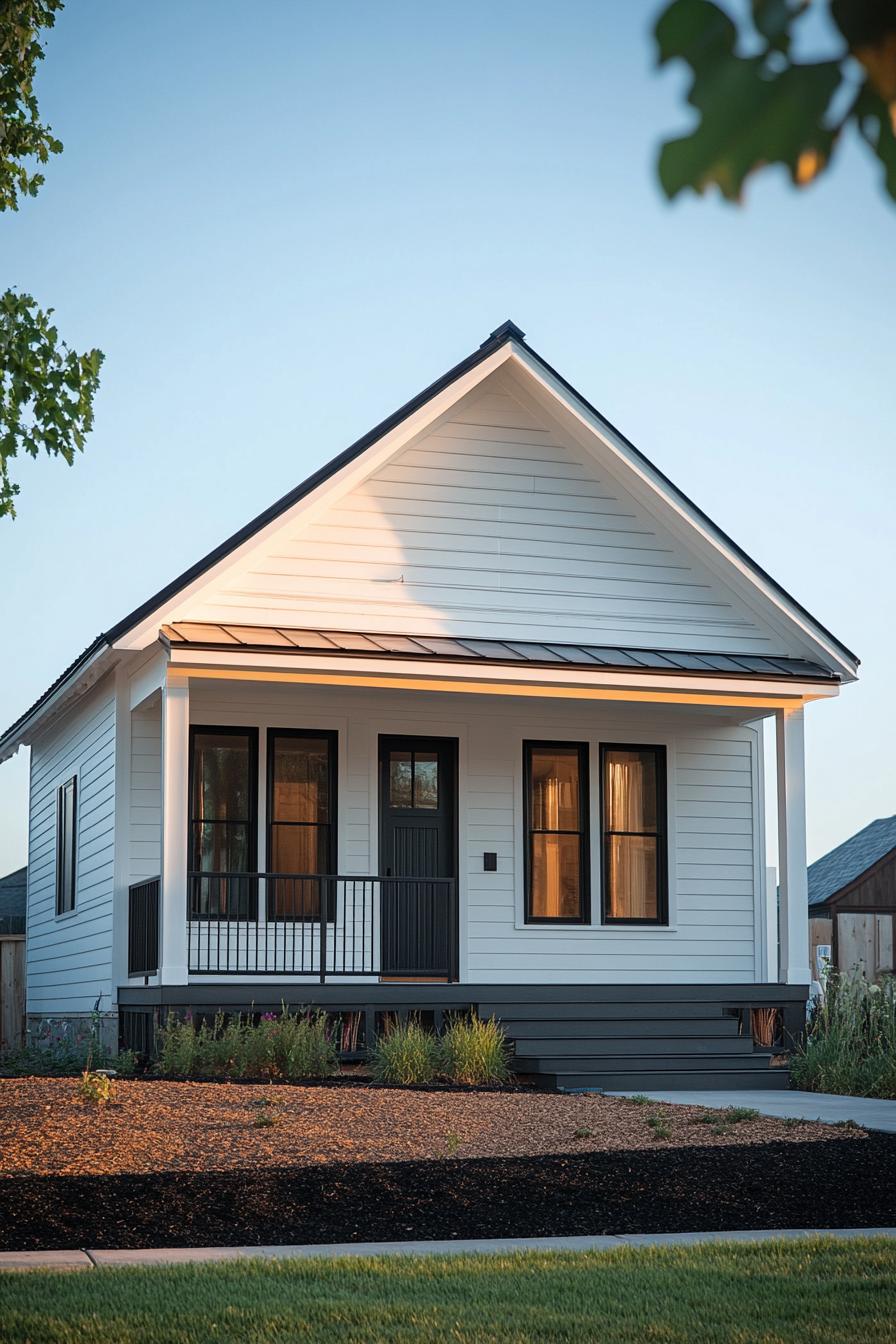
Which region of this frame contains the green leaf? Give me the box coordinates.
[0,290,104,519]
[752,0,807,55]
[655,0,842,201]
[855,83,896,201]
[0,1,66,212]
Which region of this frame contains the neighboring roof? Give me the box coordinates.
[0,320,858,755]
[0,866,26,935]
[163,622,839,682]
[808,817,896,908]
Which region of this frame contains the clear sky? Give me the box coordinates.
[0,0,892,873]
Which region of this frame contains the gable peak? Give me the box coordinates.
[481,319,526,348]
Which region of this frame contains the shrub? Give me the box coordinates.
[0,1004,114,1077]
[369,1017,442,1084]
[440,1014,511,1084]
[790,969,896,1099]
[78,1070,115,1105]
[113,1049,138,1077]
[646,1111,671,1140]
[156,1006,338,1080]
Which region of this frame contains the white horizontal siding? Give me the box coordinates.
[130,704,161,884]
[187,680,760,984]
[179,371,784,652]
[27,680,117,1016]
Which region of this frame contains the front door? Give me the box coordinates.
[378,735,458,978]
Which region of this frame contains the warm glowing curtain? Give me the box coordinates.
[603,747,661,921]
[528,745,585,920]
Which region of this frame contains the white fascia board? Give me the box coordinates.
[506,348,858,683]
[128,644,169,710]
[168,646,837,702]
[0,645,115,763]
[112,344,516,652]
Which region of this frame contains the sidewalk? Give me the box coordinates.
[2,1228,894,1271]
[608,1089,896,1133]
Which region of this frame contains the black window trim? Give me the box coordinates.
[599,741,669,927]
[55,774,78,917]
[265,727,338,923]
[188,724,259,920]
[523,739,590,925]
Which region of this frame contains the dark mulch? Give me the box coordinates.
[3,1135,895,1251]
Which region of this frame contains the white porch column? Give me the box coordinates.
[160,676,190,984]
[775,707,811,985]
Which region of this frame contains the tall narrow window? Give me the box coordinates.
[189,727,257,917]
[524,742,589,923]
[56,776,77,914]
[601,744,667,924]
[267,730,337,919]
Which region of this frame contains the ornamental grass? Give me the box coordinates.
[790,968,896,1099]
[156,1006,338,1080]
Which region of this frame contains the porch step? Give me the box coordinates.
[493,1017,740,1039]
[513,1050,774,1074]
[510,1034,753,1057]
[534,1067,791,1092]
[476,1001,729,1021]
[478,992,789,1092]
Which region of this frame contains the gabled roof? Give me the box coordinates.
[0,320,859,757]
[808,816,896,908]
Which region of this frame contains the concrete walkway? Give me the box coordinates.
[1,1228,894,1271]
[608,1089,896,1133]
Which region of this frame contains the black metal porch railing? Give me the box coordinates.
[128,877,160,977]
[186,872,458,980]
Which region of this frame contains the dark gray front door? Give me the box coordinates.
[378,735,457,977]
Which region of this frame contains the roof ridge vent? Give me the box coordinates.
[481,319,526,348]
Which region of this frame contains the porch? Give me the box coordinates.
[115,626,827,1087]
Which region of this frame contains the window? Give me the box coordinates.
[601,744,667,924]
[56,776,77,915]
[189,727,258,917]
[267,730,337,919]
[524,742,589,923]
[388,747,438,809]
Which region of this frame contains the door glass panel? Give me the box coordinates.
[529,747,580,830]
[530,833,581,919]
[413,752,439,809]
[606,834,657,919]
[389,751,413,807]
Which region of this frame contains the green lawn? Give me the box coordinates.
[2,1239,895,1343]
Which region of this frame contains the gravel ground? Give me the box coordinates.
[0,1078,865,1177]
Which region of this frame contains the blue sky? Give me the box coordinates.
[0,0,892,871]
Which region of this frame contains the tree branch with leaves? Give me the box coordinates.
[0,0,103,518]
[654,0,896,204]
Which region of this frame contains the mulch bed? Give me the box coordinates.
[0,1078,865,1176]
[2,1078,892,1251]
[3,1140,896,1251]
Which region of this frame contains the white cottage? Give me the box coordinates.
[0,322,858,1090]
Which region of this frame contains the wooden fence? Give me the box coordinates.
[0,934,25,1051]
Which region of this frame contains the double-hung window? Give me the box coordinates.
[56,776,77,915]
[600,744,667,924]
[524,742,589,923]
[267,730,337,919]
[189,727,258,917]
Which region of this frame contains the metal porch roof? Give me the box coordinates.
[162,623,838,682]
